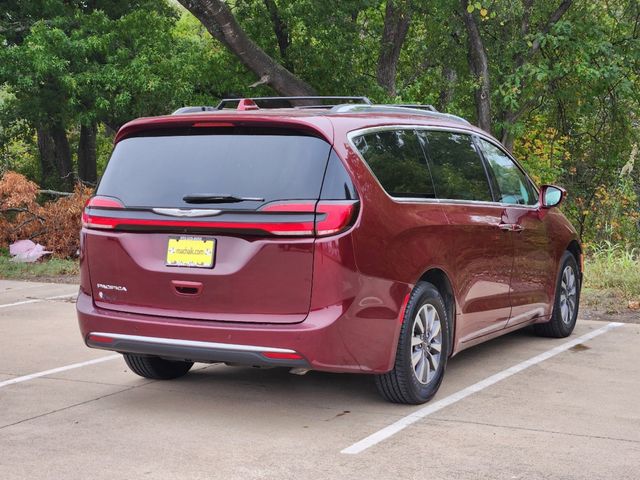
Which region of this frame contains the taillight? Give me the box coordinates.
[83,197,357,236]
[261,200,358,236]
[82,196,125,229]
[315,201,358,236]
[260,202,316,213]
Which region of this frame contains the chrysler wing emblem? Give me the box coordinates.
[152,208,222,218]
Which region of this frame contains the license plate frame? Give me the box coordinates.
[165,236,216,268]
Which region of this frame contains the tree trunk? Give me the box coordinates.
[461,1,491,133]
[437,66,458,110]
[263,0,292,72]
[78,123,97,185]
[36,127,57,188]
[177,0,316,96]
[377,0,412,97]
[36,125,73,190]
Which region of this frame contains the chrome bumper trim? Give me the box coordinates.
[89,332,297,354]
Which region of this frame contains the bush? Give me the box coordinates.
[0,171,91,258]
[585,241,640,301]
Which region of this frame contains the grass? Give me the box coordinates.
[0,247,79,282]
[582,242,640,312]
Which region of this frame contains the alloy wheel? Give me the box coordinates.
[411,304,443,384]
[559,265,577,325]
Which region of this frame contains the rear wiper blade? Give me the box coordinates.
[182,193,264,204]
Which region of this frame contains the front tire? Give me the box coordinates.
[124,354,193,380]
[376,282,451,404]
[534,251,581,338]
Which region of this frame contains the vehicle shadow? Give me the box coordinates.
[136,325,557,409]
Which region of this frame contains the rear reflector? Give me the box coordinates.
[398,293,411,323]
[262,351,304,360]
[88,334,113,343]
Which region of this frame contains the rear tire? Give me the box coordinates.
[123,354,193,380]
[376,282,450,404]
[534,251,580,338]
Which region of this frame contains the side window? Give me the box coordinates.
[352,129,435,198]
[420,131,493,202]
[478,139,538,206]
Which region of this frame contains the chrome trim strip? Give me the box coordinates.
[89,332,297,354]
[332,104,471,125]
[152,208,222,217]
[346,125,541,210]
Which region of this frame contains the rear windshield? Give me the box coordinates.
[97,132,332,209]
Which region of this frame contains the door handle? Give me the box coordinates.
[498,223,525,232]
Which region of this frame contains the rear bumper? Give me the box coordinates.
[76,290,390,373]
[86,332,309,368]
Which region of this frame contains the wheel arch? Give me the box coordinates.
[566,240,583,276]
[418,268,456,356]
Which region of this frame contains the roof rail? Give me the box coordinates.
[172,106,217,115]
[216,96,372,109]
[386,104,437,112]
[329,104,471,125]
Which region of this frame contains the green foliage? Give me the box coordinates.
[513,119,568,185]
[585,241,640,301]
[0,0,638,247]
[0,1,257,185]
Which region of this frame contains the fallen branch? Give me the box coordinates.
[39,189,73,197]
[10,216,42,233]
[0,207,46,222]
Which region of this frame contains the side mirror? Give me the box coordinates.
[540,185,566,209]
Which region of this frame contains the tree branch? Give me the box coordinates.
[527,0,573,60]
[0,207,46,222]
[38,189,73,197]
[177,0,316,96]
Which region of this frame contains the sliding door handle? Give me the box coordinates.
[498,223,525,232]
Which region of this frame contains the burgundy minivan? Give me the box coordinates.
[77,97,582,404]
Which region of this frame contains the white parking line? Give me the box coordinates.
[341,321,624,455]
[0,355,120,389]
[0,293,77,309]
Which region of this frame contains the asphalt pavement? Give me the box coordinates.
[0,279,638,480]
